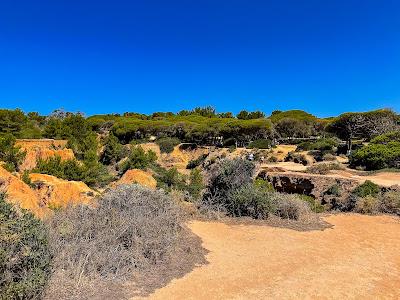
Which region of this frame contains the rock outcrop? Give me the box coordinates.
[29,173,97,210]
[258,170,360,209]
[16,139,75,171]
[113,169,157,189]
[0,166,49,218]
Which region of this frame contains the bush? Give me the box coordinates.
[247,139,272,149]
[34,155,113,188]
[378,191,400,215]
[203,158,255,205]
[274,193,313,220]
[350,142,400,170]
[119,146,157,173]
[0,133,26,172]
[296,138,339,152]
[306,162,344,174]
[299,194,326,213]
[100,132,124,165]
[186,154,208,169]
[156,137,180,153]
[352,180,380,198]
[322,153,336,161]
[284,152,308,165]
[355,195,379,214]
[0,193,51,299]
[227,183,276,219]
[46,185,183,297]
[186,169,204,199]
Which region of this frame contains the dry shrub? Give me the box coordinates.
[306,162,344,174]
[44,185,204,299]
[273,193,314,221]
[355,195,379,214]
[378,191,400,215]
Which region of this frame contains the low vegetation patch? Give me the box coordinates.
[306,162,344,174]
[45,185,205,299]
[0,193,51,299]
[156,137,181,153]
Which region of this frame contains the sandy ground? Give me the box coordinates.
[139,214,400,300]
[330,170,400,187]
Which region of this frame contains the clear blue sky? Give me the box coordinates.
[0,0,399,117]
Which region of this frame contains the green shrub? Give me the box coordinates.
[299,194,326,213]
[325,184,342,196]
[100,132,124,165]
[0,134,26,172]
[156,137,180,153]
[350,142,400,170]
[296,138,339,152]
[34,155,113,188]
[285,152,308,165]
[352,180,380,198]
[248,139,272,149]
[119,146,157,173]
[0,193,51,299]
[186,154,208,169]
[186,169,204,199]
[227,183,276,219]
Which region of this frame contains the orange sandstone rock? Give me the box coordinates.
[0,166,49,218]
[29,173,97,209]
[16,139,75,171]
[114,169,157,189]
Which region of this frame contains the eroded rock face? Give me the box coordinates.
[113,169,157,189]
[16,139,75,171]
[29,173,97,210]
[258,170,360,210]
[0,166,49,218]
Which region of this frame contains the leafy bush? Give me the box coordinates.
[284,152,308,165]
[203,158,255,204]
[299,194,326,213]
[45,185,184,298]
[306,162,344,174]
[186,169,204,199]
[186,154,208,169]
[247,139,272,149]
[227,183,276,219]
[350,142,400,170]
[156,137,181,153]
[296,138,339,152]
[0,134,26,172]
[34,155,112,187]
[100,132,124,165]
[119,146,157,173]
[0,193,51,299]
[352,180,380,198]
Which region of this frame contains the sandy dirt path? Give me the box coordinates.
[139,214,400,299]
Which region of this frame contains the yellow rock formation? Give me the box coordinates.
[29,173,97,209]
[16,139,75,171]
[0,166,49,218]
[114,169,157,189]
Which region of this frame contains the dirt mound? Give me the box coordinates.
[16,139,75,171]
[142,214,400,299]
[114,169,157,189]
[0,166,49,218]
[29,173,97,210]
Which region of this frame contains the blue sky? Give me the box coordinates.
[0,0,399,117]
